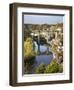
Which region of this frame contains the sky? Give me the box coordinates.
[24,14,63,25]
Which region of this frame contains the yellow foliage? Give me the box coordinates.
[24,38,35,57]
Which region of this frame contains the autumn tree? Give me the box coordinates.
[24,37,36,74]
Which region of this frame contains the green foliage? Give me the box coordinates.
[24,55,35,74]
[24,37,36,65]
[24,37,36,74]
[35,63,46,74]
[44,60,59,73]
[24,37,35,57]
[35,60,63,74]
[59,63,63,73]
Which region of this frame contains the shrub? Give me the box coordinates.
[35,63,46,74]
[59,63,63,73]
[44,60,59,73]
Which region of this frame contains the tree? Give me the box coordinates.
[24,38,34,57]
[24,37,36,74]
[50,37,63,63]
[35,63,46,74]
[44,60,59,73]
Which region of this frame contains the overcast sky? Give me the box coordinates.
[24,15,63,24]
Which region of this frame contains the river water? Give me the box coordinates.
[31,44,53,73]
